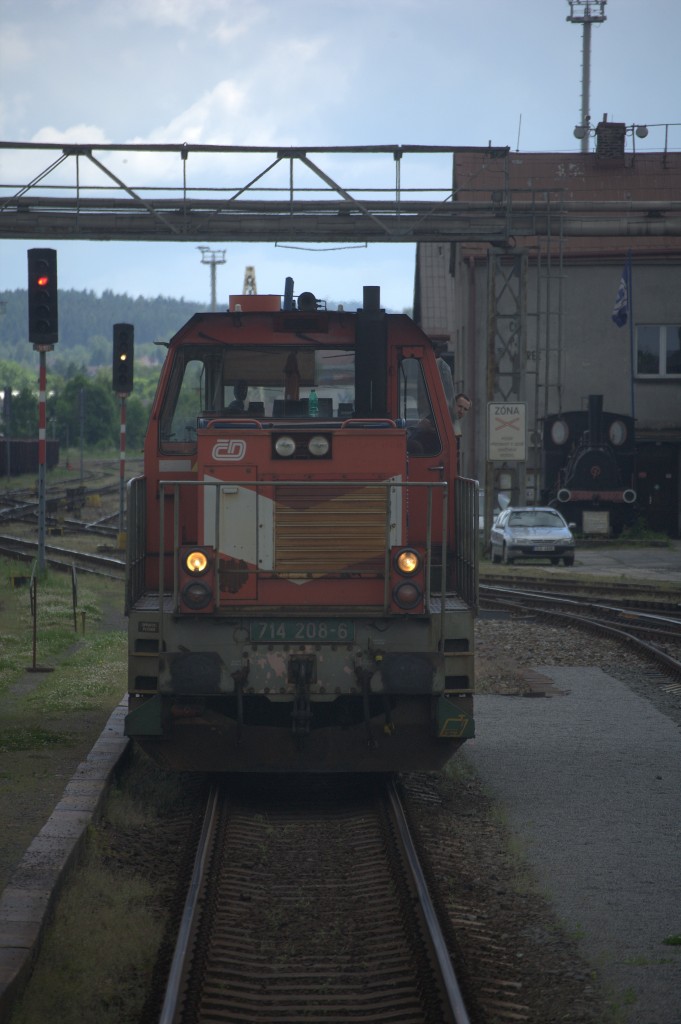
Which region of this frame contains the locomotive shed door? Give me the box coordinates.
[636,442,679,536]
[203,469,268,601]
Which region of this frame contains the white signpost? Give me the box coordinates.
[487,402,527,462]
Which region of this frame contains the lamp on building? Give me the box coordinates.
[572,119,649,157]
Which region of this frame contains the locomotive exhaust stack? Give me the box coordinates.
[354,285,387,419]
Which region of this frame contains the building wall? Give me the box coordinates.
[415,142,681,533]
[418,246,681,533]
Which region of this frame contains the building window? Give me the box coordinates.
[636,324,681,377]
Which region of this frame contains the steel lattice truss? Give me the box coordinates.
[2,141,681,244]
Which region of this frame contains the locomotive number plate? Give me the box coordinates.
[250,619,354,643]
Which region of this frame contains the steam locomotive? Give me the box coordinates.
[124,284,477,772]
[542,394,637,536]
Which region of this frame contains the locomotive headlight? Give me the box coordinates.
[275,435,296,457]
[394,548,421,575]
[393,582,423,609]
[184,549,209,575]
[181,581,212,609]
[308,435,329,457]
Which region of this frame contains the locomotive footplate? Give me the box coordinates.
[289,655,315,734]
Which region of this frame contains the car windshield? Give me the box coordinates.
[508,510,565,528]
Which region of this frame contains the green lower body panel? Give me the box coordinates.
[125,693,164,736]
[123,692,474,772]
[437,693,475,738]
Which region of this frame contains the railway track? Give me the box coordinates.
[158,777,473,1024]
[0,532,125,580]
[482,570,681,611]
[481,581,681,679]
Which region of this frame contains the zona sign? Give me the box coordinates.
[487,402,527,461]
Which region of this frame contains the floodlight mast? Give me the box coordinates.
[197,246,226,311]
[567,0,607,153]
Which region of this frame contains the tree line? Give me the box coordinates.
[0,288,210,453]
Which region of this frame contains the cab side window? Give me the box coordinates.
[399,357,441,456]
[160,350,212,450]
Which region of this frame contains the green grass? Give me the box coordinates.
[0,560,124,703]
[0,726,75,752]
[6,752,194,1024]
[7,855,164,1024]
[24,631,126,714]
[0,559,126,790]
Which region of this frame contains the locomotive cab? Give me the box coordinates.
[125,286,477,772]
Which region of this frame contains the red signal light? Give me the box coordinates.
[27,248,58,346]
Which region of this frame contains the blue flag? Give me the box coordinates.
[611,256,631,327]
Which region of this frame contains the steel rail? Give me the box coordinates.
[388,779,472,1024]
[481,583,681,677]
[482,582,681,623]
[157,781,473,1024]
[0,533,125,578]
[158,786,220,1024]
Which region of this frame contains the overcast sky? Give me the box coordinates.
[1,0,680,313]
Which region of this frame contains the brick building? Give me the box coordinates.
[415,120,681,536]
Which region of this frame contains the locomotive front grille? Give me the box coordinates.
[274,484,388,574]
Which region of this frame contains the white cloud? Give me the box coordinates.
[212,3,268,46]
[0,22,33,71]
[1,0,680,309]
[104,0,253,30]
[31,124,111,145]
[145,81,250,145]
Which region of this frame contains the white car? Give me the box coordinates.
[490,506,576,566]
[478,489,506,532]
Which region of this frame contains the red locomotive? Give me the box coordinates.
[124,284,477,771]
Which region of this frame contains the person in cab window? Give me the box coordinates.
[227,380,248,411]
[454,392,472,437]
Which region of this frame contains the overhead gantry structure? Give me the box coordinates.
[3,139,680,519]
[1,141,680,244]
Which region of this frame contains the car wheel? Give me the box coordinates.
[502,544,514,565]
[492,543,502,564]
[563,555,575,566]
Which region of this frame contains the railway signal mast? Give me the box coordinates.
[112,323,134,543]
[27,248,58,573]
[567,0,607,153]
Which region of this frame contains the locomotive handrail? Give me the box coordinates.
[126,473,480,626]
[455,476,479,614]
[198,417,264,429]
[339,418,399,429]
[153,477,452,646]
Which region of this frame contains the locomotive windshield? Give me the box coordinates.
[159,343,356,451]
